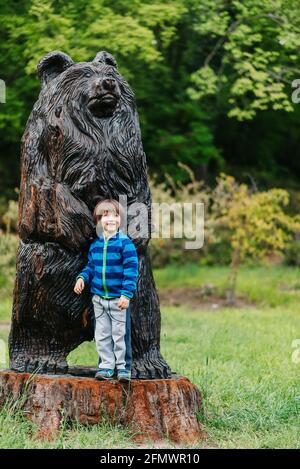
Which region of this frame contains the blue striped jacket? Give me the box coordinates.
[76,229,138,299]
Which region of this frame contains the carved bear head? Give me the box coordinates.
[37,50,131,118]
[30,51,143,208]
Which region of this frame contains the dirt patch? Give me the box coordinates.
[159,287,254,310]
[279,282,300,294]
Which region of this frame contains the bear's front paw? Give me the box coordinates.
[10,355,69,375]
[20,177,94,250]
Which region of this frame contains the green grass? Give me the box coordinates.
[1,264,300,448]
[154,263,300,307]
[68,303,300,448]
[0,398,136,449]
[161,305,300,448]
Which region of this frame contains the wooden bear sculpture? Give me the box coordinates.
[9,50,172,379]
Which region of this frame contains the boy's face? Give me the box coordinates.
[100,210,121,233]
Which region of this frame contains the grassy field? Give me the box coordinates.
[0,264,299,448]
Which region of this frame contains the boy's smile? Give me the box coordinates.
[104,220,117,229]
[101,212,121,237]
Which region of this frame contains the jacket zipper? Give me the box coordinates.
[102,237,109,297]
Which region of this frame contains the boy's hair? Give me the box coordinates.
[93,199,125,226]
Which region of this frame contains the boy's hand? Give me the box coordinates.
[118,295,129,310]
[74,278,85,294]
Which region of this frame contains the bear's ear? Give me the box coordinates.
[93,51,117,68]
[37,51,74,87]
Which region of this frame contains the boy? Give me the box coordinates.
[74,199,138,382]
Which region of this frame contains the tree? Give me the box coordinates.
[1,0,300,201]
[188,0,299,120]
[211,173,300,304]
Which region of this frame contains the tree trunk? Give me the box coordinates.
[0,367,204,444]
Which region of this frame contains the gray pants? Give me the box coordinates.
[92,294,127,371]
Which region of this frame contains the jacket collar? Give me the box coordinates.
[99,228,122,241]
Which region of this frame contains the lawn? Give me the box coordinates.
[0,264,299,448]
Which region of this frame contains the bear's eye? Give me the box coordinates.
[85,72,92,78]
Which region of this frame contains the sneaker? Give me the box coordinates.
[95,369,114,380]
[117,369,131,382]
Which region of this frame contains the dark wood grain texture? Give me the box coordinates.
[9,51,172,379]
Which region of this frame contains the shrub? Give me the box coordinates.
[2,199,18,234]
[285,238,300,267]
[0,233,18,295]
[210,174,300,303]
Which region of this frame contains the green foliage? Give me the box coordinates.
[2,197,18,233]
[189,0,299,120]
[149,169,300,282]
[0,233,18,302]
[285,238,300,266]
[150,238,201,268]
[211,174,300,260]
[1,0,300,203]
[209,173,300,301]
[0,0,220,191]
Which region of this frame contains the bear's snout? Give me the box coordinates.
[93,76,120,97]
[87,76,121,118]
[102,76,116,91]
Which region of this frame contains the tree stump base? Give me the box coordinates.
[0,367,204,444]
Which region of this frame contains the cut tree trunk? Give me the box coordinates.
[0,367,204,444]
